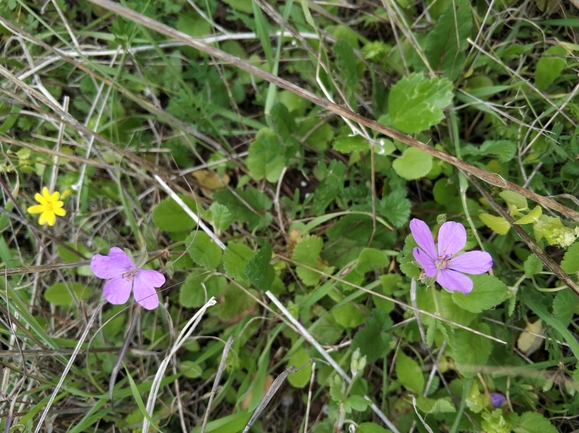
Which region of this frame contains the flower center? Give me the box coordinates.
[122,267,138,282]
[435,253,453,269]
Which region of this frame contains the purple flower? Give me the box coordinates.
[410,218,493,294]
[490,392,506,408]
[91,247,165,310]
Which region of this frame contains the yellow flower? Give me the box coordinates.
[27,187,66,226]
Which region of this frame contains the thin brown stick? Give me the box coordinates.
[75,0,579,221]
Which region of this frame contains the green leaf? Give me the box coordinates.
[152,195,198,232]
[333,133,369,154]
[213,187,273,231]
[479,213,510,235]
[523,254,543,278]
[392,147,433,180]
[561,242,579,273]
[355,248,389,274]
[292,235,324,286]
[396,351,424,394]
[388,73,453,133]
[512,411,558,433]
[463,140,517,163]
[180,270,226,308]
[269,102,300,154]
[223,242,256,282]
[334,39,358,91]
[222,0,253,13]
[352,308,393,363]
[535,45,567,90]
[244,243,275,291]
[378,188,411,228]
[452,274,509,313]
[424,0,472,81]
[448,324,493,378]
[344,395,370,412]
[417,397,456,414]
[287,347,312,388]
[553,289,578,327]
[45,282,90,306]
[332,303,366,329]
[357,422,393,433]
[499,190,528,210]
[220,283,257,320]
[246,128,286,182]
[179,360,203,379]
[209,202,233,231]
[186,232,223,270]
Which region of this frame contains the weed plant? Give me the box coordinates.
[1,1,579,432]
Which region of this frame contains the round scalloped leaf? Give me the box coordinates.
[452,274,509,313]
[392,147,433,180]
[152,195,198,232]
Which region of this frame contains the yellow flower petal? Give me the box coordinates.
[38,212,48,225]
[41,186,51,199]
[34,192,47,205]
[45,212,56,226]
[50,191,60,202]
[54,207,66,217]
[28,205,45,214]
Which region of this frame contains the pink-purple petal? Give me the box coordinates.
[133,281,159,310]
[102,277,132,305]
[90,247,134,278]
[448,251,493,274]
[136,269,166,288]
[410,219,437,259]
[413,247,438,278]
[437,221,467,256]
[436,269,473,294]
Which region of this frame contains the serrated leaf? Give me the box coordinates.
[333,134,369,154]
[352,309,393,363]
[332,303,366,329]
[479,213,510,235]
[287,347,312,388]
[152,195,198,232]
[392,147,433,180]
[45,282,90,306]
[389,73,453,133]
[213,187,273,231]
[513,411,558,433]
[223,242,255,282]
[535,45,567,90]
[179,270,226,308]
[269,102,300,155]
[246,128,286,182]
[396,351,424,394]
[344,395,370,412]
[209,202,233,231]
[417,397,456,414]
[378,188,411,228]
[553,289,577,327]
[186,232,223,270]
[220,283,257,320]
[452,274,509,313]
[244,243,275,291]
[448,324,493,378]
[523,254,543,278]
[463,140,517,163]
[424,0,472,81]
[561,242,579,273]
[293,235,324,286]
[355,248,389,274]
